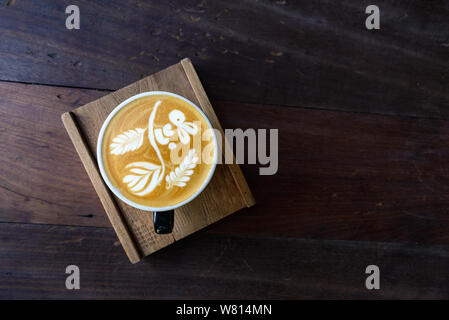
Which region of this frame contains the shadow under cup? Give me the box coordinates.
[97,91,218,234]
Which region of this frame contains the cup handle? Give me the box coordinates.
[153,210,174,234]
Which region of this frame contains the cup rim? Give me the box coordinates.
[97,91,218,212]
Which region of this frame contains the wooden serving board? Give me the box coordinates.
[61,59,255,263]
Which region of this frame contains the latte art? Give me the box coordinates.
[100,93,216,209]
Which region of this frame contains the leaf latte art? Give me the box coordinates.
[109,128,146,155]
[166,149,199,189]
[101,93,216,209]
[123,162,162,196]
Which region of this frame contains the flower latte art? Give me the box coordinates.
[101,94,216,208]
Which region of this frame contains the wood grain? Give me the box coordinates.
[212,101,449,243]
[0,82,109,227]
[1,222,448,299]
[61,112,140,263]
[0,83,449,244]
[2,81,449,244]
[62,59,254,262]
[1,0,448,118]
[2,0,449,299]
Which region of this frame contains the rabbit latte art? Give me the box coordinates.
[101,94,216,208]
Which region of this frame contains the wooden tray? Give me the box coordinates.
[61,58,255,263]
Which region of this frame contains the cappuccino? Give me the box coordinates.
[100,93,216,209]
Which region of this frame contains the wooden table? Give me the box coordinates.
[1,0,449,299]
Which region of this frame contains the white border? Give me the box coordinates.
[97,91,218,212]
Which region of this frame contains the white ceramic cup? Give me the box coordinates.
[97,91,218,233]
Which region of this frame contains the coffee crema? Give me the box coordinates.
[101,94,216,208]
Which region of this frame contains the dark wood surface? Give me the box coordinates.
[1,0,449,117]
[2,222,449,299]
[3,81,449,244]
[1,0,449,299]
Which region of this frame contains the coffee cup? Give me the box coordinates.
[97,91,218,234]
